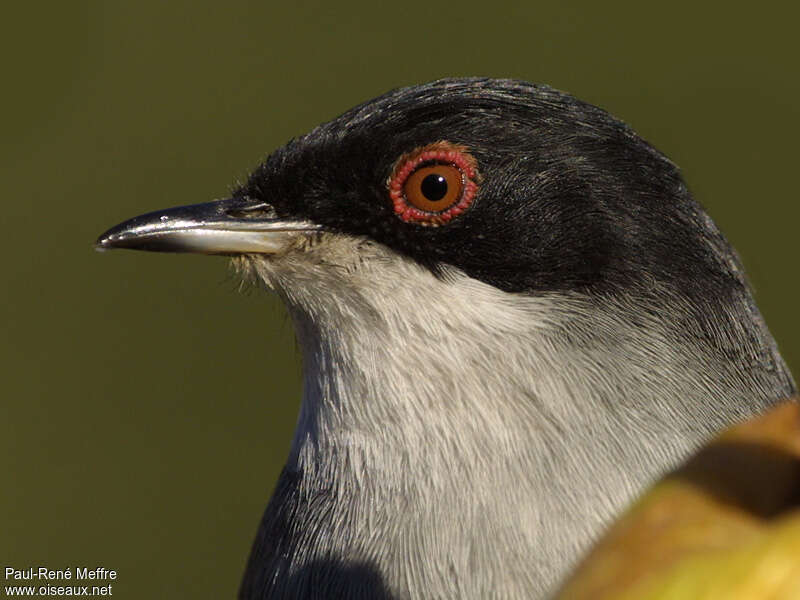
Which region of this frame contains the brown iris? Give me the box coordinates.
[403,164,464,213]
[388,142,480,226]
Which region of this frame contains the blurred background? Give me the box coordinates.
[2,1,798,597]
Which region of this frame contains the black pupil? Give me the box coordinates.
[420,173,448,201]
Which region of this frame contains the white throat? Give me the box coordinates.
[236,234,787,598]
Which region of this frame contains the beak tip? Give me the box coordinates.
[94,230,122,252]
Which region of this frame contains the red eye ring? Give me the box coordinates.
[387,142,480,226]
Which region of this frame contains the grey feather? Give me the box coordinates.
[235,234,794,599]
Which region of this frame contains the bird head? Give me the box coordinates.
[98,78,742,304]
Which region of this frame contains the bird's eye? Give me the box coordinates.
[388,142,480,226]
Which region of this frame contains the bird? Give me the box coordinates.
[96,78,796,599]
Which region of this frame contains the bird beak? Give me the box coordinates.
[95,198,322,255]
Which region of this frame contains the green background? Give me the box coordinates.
[2,2,798,597]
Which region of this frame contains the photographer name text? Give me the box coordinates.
[5,567,115,582]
